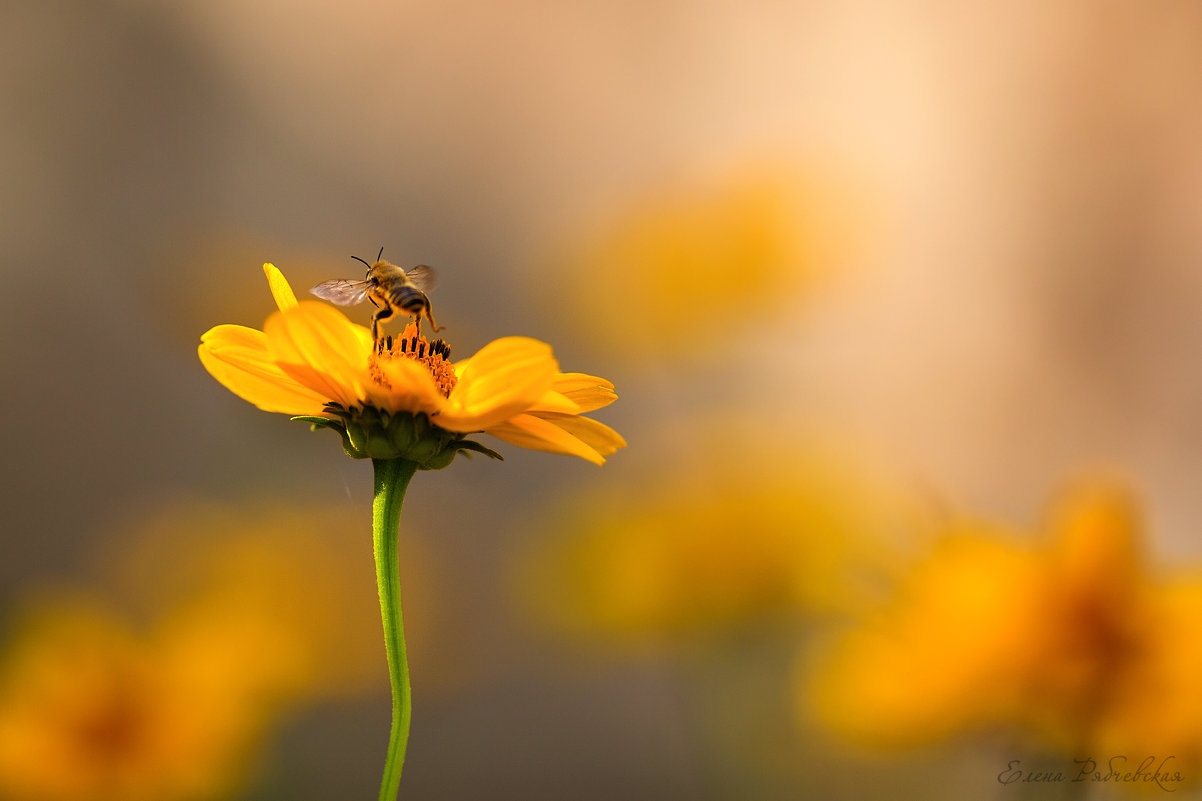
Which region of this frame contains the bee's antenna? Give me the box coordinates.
[351,255,372,269]
[376,246,385,261]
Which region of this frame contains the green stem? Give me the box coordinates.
[372,457,419,801]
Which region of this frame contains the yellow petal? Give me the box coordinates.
[199,325,330,414]
[437,337,557,431]
[264,263,298,311]
[263,302,373,409]
[484,413,613,464]
[526,372,619,414]
[533,413,626,456]
[552,373,616,393]
[526,389,583,415]
[547,373,618,412]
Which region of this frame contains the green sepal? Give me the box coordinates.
[345,420,370,455]
[419,437,505,470]
[418,447,458,471]
[291,415,340,431]
[295,407,505,469]
[387,411,417,447]
[453,439,505,461]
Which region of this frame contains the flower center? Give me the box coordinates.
[370,328,457,397]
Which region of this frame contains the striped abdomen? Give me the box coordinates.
[383,283,429,314]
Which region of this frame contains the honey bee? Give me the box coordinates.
[310,248,441,346]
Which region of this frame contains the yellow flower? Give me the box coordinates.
[516,447,916,647]
[198,264,624,465]
[557,163,856,359]
[113,499,392,703]
[803,475,1202,768]
[0,602,263,801]
[803,526,1045,745]
[0,498,407,801]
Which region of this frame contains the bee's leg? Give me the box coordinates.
[366,296,382,350]
[424,306,442,333]
[371,304,393,351]
[411,314,422,339]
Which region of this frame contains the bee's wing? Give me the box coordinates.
[405,265,437,293]
[310,279,371,306]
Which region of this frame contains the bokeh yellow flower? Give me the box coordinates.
[0,498,398,801]
[198,264,624,465]
[0,601,262,801]
[516,446,916,648]
[110,499,388,703]
[803,475,1202,767]
[556,163,858,359]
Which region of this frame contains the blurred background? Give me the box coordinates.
[4,0,1202,798]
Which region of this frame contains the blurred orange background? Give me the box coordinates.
[4,1,1202,799]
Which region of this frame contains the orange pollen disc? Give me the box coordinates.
[370,332,457,398]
